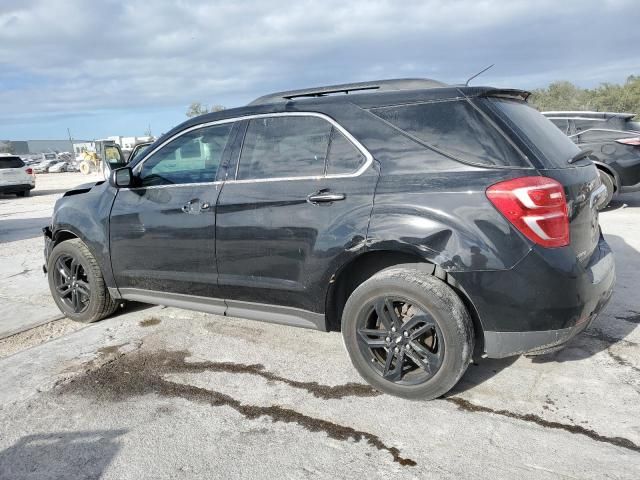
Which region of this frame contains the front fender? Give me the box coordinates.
[51,182,118,288]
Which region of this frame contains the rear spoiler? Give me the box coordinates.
[479,89,531,101]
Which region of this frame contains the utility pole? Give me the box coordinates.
[67,128,74,153]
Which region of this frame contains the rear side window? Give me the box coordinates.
[326,127,366,175]
[0,157,25,169]
[370,100,528,167]
[488,99,580,168]
[237,116,331,180]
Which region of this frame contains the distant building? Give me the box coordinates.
[106,136,154,151]
[0,140,29,155]
[1,136,153,156]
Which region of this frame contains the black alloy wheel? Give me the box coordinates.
[356,297,444,385]
[52,254,91,314]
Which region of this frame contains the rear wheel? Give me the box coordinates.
[47,239,119,323]
[597,170,615,209]
[342,267,474,400]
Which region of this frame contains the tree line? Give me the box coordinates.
[529,75,640,116]
[186,75,640,118]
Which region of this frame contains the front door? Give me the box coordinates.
[216,114,377,318]
[110,122,234,299]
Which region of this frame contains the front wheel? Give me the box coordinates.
[47,239,119,323]
[342,267,474,400]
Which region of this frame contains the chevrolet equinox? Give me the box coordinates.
[44,79,616,399]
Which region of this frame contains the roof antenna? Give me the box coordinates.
[465,64,495,86]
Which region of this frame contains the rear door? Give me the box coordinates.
[215,113,377,319]
[109,122,235,299]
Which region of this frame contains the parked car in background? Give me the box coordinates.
[44,79,614,399]
[0,156,35,196]
[33,160,60,173]
[48,162,69,173]
[543,111,640,207]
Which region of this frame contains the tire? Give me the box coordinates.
[342,267,474,400]
[597,170,614,210]
[16,189,30,197]
[47,238,119,323]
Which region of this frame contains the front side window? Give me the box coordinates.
[140,123,233,186]
[237,116,331,180]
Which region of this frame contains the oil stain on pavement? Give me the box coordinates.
[139,317,161,328]
[445,396,640,453]
[57,348,415,467]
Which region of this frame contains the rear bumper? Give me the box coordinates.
[483,293,610,358]
[0,183,34,194]
[453,234,616,358]
[619,180,640,193]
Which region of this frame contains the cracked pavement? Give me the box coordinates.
[0,174,639,479]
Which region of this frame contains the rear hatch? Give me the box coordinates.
[481,97,602,262]
[0,156,29,185]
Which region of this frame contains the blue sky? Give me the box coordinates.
[1,0,639,140]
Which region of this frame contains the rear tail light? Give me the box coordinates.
[486,176,569,248]
[615,137,640,146]
[25,168,33,175]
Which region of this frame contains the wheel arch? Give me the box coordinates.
[592,161,619,191]
[324,249,485,356]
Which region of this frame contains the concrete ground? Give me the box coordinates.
[0,173,638,479]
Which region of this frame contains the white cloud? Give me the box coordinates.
[0,0,638,133]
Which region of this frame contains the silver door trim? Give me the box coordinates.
[131,112,373,184]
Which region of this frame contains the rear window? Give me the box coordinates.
[44,154,57,160]
[0,157,25,169]
[370,100,529,167]
[487,99,581,168]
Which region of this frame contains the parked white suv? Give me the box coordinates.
[0,156,36,197]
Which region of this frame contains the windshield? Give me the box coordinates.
[486,98,581,168]
[0,157,25,169]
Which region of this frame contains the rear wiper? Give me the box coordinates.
[568,149,593,164]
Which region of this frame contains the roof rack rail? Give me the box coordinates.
[248,78,447,106]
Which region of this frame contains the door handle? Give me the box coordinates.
[307,192,346,204]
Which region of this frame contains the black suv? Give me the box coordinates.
[543,111,640,207]
[44,79,615,399]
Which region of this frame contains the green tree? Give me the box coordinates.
[529,75,640,118]
[186,103,226,117]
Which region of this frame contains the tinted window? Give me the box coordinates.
[371,100,527,167]
[577,129,617,143]
[0,157,25,169]
[44,154,57,160]
[140,123,232,186]
[326,127,366,174]
[549,118,569,134]
[488,99,580,168]
[237,116,331,180]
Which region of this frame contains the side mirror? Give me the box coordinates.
[110,167,134,188]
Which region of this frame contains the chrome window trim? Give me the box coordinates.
[131,112,373,186]
[124,180,223,191]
